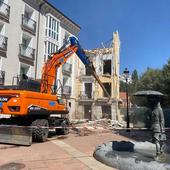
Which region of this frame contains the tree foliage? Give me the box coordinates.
[120,58,170,97]
[120,80,126,92]
[129,69,139,94]
[136,68,163,92]
[162,59,170,95]
[119,58,170,106]
[120,69,139,95]
[131,69,138,83]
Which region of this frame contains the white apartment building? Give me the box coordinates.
[0,0,80,118]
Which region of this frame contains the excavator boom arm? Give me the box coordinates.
[69,37,111,99]
[41,36,111,99]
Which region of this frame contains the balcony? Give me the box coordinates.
[0,1,10,22]
[79,74,94,82]
[0,34,7,57]
[0,70,5,85]
[19,44,35,66]
[78,91,94,104]
[79,68,94,82]
[79,91,94,99]
[21,15,36,35]
[62,63,72,75]
[63,85,71,97]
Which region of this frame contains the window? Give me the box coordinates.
[63,76,68,86]
[24,5,34,19]
[63,75,71,86]
[0,1,4,7]
[22,38,30,47]
[45,15,60,60]
[0,0,7,6]
[103,60,111,75]
[102,83,111,97]
[84,83,92,98]
[22,33,32,46]
[21,34,32,53]
[45,41,58,57]
[63,31,70,44]
[85,67,92,76]
[20,63,30,76]
[84,105,92,120]
[46,15,59,41]
[0,22,5,35]
[20,34,33,58]
[102,106,111,119]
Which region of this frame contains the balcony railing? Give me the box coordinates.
[79,75,94,82]
[0,34,7,51]
[79,69,94,82]
[63,85,71,96]
[79,91,94,100]
[22,14,36,35]
[62,63,72,74]
[0,70,5,85]
[0,1,10,22]
[19,44,35,60]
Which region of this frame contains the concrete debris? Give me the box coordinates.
[78,127,94,136]
[111,120,125,127]
[71,119,89,125]
[70,118,124,136]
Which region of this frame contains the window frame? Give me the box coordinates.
[46,14,60,42]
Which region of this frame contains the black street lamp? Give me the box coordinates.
[123,68,130,132]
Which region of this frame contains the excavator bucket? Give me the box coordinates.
[0,125,32,146]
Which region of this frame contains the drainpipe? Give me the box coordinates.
[35,2,45,79]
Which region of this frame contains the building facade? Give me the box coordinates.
[74,31,120,120]
[0,0,80,118]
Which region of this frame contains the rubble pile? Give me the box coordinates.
[70,118,124,136]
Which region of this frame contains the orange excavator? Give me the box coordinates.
[0,37,110,145]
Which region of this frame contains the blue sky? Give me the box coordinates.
[49,0,170,75]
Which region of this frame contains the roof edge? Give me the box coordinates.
[43,0,81,30]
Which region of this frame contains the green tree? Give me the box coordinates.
[136,68,163,92]
[129,69,139,94]
[131,69,139,83]
[120,80,126,92]
[120,69,139,94]
[162,59,170,95]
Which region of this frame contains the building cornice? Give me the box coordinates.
[43,0,81,30]
[23,0,81,36]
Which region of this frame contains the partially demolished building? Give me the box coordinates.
[74,31,120,120]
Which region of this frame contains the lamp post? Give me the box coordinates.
[123,68,130,132]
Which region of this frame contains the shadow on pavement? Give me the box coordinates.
[47,131,69,141]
